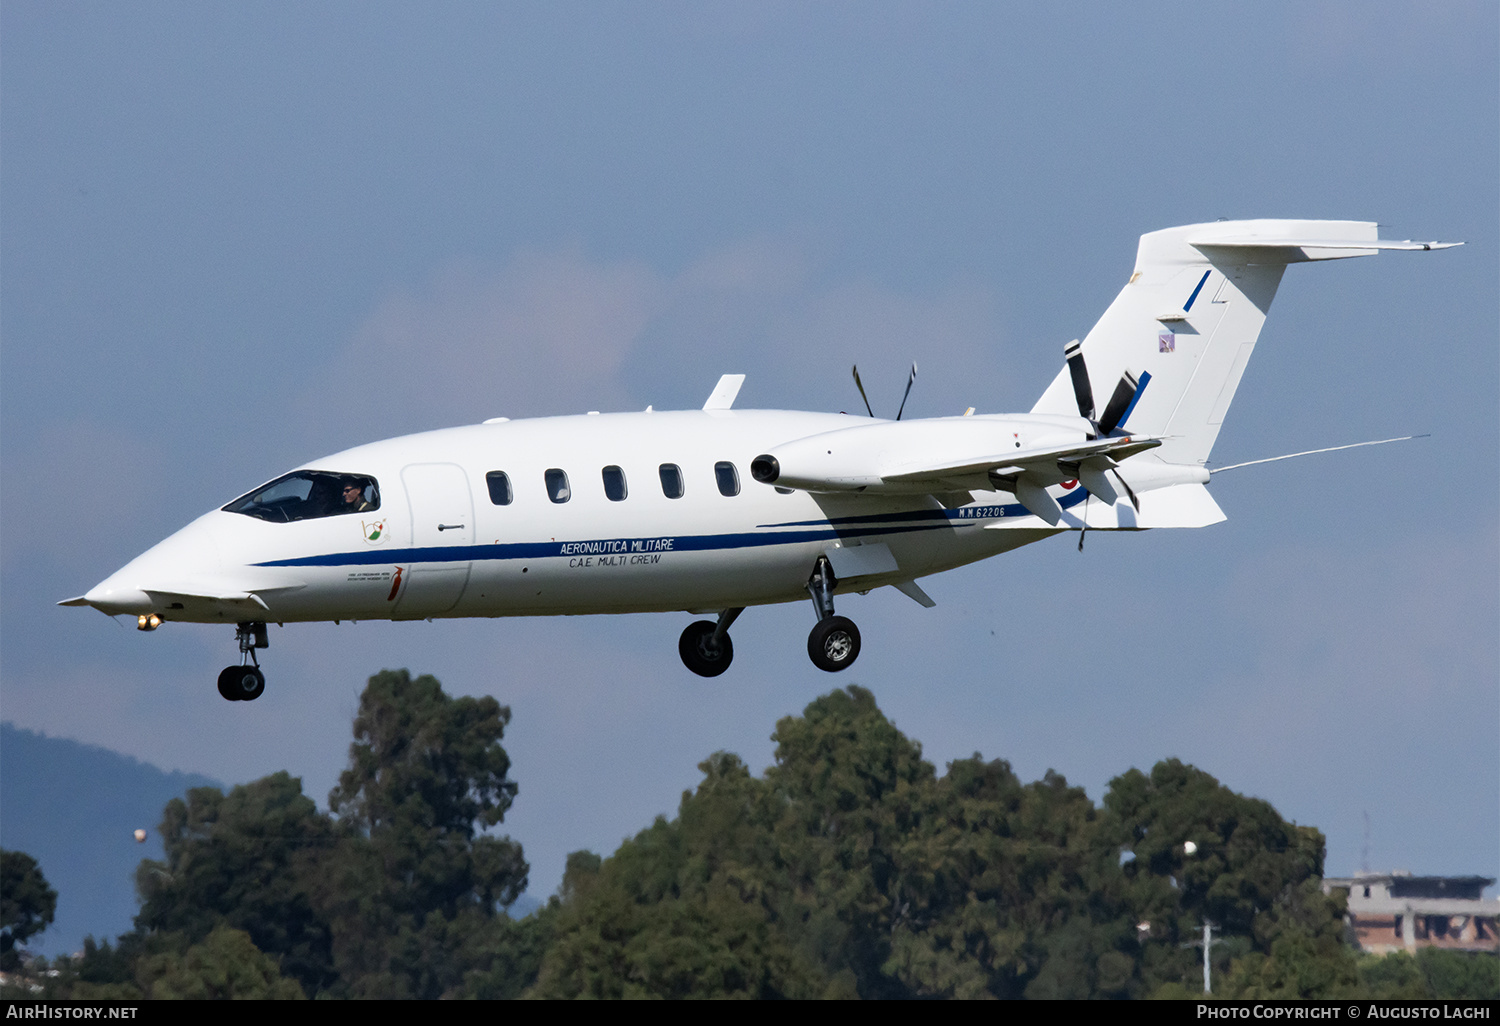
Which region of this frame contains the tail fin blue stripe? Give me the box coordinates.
[1183,270,1211,311]
[1116,371,1151,429]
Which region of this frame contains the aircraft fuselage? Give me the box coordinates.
[82,409,1072,626]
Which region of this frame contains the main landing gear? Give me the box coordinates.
[805,556,860,673]
[679,607,742,677]
[217,621,267,702]
[676,557,862,677]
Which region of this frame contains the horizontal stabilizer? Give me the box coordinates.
[1192,236,1461,261]
[1124,482,1226,528]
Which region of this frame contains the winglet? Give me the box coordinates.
[702,374,746,411]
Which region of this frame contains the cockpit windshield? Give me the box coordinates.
[222,471,380,523]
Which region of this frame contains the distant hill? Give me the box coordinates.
[0,722,221,958]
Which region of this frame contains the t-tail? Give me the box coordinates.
[1031,219,1458,467]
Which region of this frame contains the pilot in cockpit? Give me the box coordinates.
[342,480,374,513]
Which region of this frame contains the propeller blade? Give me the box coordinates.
[851,365,874,417]
[1096,370,1140,435]
[1064,340,1094,421]
[1113,469,1141,513]
[896,362,917,421]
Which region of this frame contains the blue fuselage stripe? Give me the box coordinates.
[253,490,1091,569]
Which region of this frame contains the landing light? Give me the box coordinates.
[137,613,161,631]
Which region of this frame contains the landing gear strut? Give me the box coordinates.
[218,622,267,702]
[805,557,860,672]
[679,607,742,677]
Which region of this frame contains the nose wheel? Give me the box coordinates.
[217,665,266,701]
[219,621,268,702]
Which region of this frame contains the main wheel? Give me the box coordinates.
[807,616,861,672]
[217,665,266,702]
[678,620,734,678]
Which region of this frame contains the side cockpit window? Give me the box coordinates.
[223,471,380,523]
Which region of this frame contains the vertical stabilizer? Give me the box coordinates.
[1030,220,1450,466]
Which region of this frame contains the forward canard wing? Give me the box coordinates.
[59,574,306,617]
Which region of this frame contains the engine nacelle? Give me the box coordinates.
[751,415,1088,494]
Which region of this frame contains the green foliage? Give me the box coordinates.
[1103,759,1353,996]
[35,676,1455,1001]
[532,688,1370,1000]
[319,669,528,998]
[1,850,57,968]
[530,753,826,999]
[1414,948,1500,999]
[134,771,335,992]
[138,926,305,999]
[59,669,531,1000]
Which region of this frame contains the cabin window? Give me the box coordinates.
[223,471,379,523]
[659,463,684,499]
[715,461,740,497]
[545,468,571,503]
[486,471,513,506]
[602,465,628,502]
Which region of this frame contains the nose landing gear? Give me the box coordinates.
[218,622,267,701]
[805,557,860,673]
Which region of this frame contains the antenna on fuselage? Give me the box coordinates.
[851,365,875,417]
[896,362,917,421]
[852,361,918,419]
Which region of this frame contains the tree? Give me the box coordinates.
[762,686,936,997]
[138,926,305,1000]
[1104,759,1355,997]
[133,774,336,990]
[532,687,1145,999]
[133,772,337,993]
[530,755,826,999]
[1,850,57,969]
[321,669,529,998]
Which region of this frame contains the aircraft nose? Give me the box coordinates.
[65,511,224,615]
[81,576,153,615]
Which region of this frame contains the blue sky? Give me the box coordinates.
[3,2,1495,952]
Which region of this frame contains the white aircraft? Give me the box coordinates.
[61,220,1457,701]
